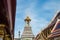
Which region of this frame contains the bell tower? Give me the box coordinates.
[21,16,34,40]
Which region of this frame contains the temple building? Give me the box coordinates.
[35,11,60,40]
[21,16,34,40]
[48,19,60,40]
[0,0,16,40]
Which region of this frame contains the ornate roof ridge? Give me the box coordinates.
[48,19,60,38]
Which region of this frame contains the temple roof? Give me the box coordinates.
[35,11,60,39]
[48,19,60,38]
[42,11,60,31]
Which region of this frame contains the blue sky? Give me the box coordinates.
[14,0,60,38]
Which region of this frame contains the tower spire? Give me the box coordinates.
[21,16,34,40]
[18,31,20,40]
[24,16,31,26]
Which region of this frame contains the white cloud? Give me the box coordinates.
[42,1,60,11]
[31,17,49,36]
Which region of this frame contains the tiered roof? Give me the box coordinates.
[48,19,60,38]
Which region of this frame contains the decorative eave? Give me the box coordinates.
[3,0,16,40]
[6,0,16,32]
[48,19,60,38]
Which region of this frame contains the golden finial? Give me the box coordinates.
[24,16,31,22]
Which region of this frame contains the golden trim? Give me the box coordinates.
[0,24,5,27]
